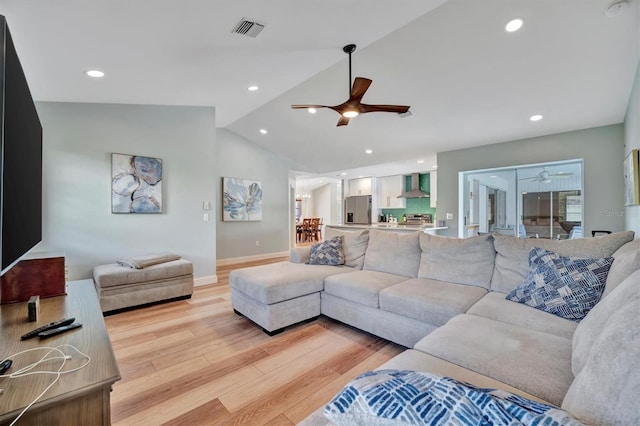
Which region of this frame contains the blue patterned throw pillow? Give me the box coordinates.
[324,370,583,426]
[506,247,613,321]
[306,236,345,266]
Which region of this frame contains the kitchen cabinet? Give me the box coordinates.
[430,171,437,208]
[376,175,406,209]
[347,177,372,196]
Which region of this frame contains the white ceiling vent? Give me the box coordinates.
[232,18,266,38]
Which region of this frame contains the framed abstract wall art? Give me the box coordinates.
[222,177,263,221]
[623,149,639,206]
[112,153,163,213]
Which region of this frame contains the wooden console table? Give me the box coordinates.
[0,280,120,425]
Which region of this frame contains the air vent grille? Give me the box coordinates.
[232,18,265,38]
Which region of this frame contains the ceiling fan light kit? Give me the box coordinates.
[519,168,574,183]
[291,44,411,126]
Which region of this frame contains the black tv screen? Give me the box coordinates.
[0,16,43,275]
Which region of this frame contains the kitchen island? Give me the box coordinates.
[327,223,447,234]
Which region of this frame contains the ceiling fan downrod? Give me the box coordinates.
[343,44,356,95]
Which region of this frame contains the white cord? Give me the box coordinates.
[0,344,91,426]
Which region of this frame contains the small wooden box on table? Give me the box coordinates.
[0,280,120,425]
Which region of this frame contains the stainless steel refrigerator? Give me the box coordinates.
[345,195,371,224]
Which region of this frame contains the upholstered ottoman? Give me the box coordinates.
[93,257,194,314]
[230,261,343,335]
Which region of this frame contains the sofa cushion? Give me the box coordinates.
[418,233,495,288]
[602,244,640,298]
[324,227,370,269]
[323,270,408,308]
[611,237,640,257]
[571,268,640,377]
[306,237,345,266]
[562,272,640,425]
[490,230,634,294]
[363,230,421,278]
[414,314,573,406]
[505,248,613,321]
[379,278,487,327]
[229,261,343,304]
[467,292,577,339]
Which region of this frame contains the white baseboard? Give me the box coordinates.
[217,251,289,267]
[194,275,218,287]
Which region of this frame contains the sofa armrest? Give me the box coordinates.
[290,247,311,263]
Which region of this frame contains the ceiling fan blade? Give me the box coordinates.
[359,104,411,114]
[350,77,372,102]
[291,104,330,109]
[336,116,350,127]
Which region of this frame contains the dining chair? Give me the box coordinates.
[298,218,311,243]
[307,218,321,242]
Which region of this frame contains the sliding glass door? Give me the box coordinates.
[521,190,581,239]
[460,160,583,239]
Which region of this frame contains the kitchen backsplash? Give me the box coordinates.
[381,197,436,221]
[381,173,436,221]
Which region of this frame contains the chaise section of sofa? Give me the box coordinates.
[230,261,347,334]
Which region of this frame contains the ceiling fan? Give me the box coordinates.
[291,44,410,127]
[519,168,574,183]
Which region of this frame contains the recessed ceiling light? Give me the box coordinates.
[505,18,524,32]
[341,172,348,176]
[247,85,259,91]
[308,108,317,114]
[529,114,543,122]
[433,165,438,169]
[85,69,105,78]
[365,149,373,154]
[490,175,497,178]
[417,160,424,164]
[259,129,268,134]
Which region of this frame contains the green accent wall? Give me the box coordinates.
[381,173,436,220]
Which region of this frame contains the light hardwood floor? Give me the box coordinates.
[105,258,404,426]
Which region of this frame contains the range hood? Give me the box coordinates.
[397,173,430,198]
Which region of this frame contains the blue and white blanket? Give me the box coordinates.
[325,370,583,426]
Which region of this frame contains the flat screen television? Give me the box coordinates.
[0,15,43,276]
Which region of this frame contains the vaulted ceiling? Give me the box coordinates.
[2,0,638,178]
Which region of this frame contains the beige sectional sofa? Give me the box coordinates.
[229,228,640,425]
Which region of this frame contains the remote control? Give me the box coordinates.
[38,323,82,338]
[0,359,11,375]
[20,317,75,340]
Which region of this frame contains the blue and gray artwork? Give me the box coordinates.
[223,177,262,221]
[112,153,163,213]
